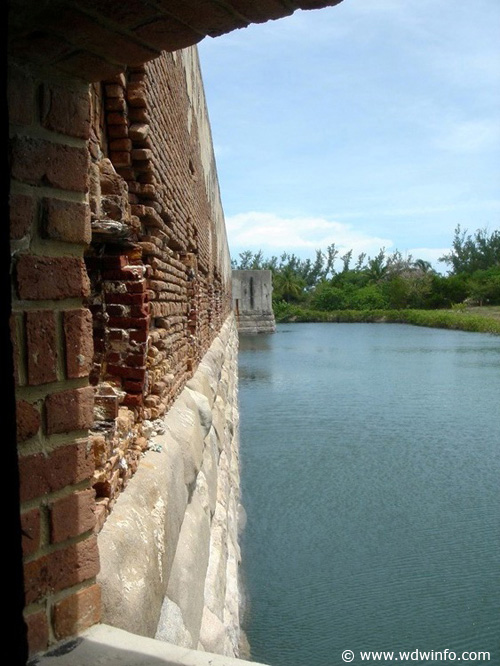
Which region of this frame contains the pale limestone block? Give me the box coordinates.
[166,492,211,645]
[155,597,194,648]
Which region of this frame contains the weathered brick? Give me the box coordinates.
[24,536,99,605]
[106,365,146,381]
[110,151,131,167]
[19,439,95,503]
[24,609,49,657]
[50,489,96,543]
[107,112,128,125]
[122,393,143,408]
[21,508,41,557]
[41,83,91,139]
[10,193,35,240]
[105,97,127,112]
[109,138,132,152]
[26,310,58,385]
[10,136,89,192]
[17,255,90,300]
[63,309,94,379]
[42,198,91,244]
[53,584,101,639]
[107,124,129,139]
[125,82,147,108]
[46,386,94,434]
[16,399,41,443]
[129,123,149,142]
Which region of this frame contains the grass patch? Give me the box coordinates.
[274,303,500,335]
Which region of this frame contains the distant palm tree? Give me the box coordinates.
[274,266,305,303]
[413,258,434,273]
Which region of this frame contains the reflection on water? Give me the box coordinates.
[238,324,500,666]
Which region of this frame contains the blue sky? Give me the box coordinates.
[197,0,500,271]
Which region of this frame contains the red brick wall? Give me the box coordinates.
[9,62,99,654]
[10,48,231,657]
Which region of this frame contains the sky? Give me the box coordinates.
[197,0,500,272]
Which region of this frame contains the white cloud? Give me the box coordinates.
[226,211,393,257]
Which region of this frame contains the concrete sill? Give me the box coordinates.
[31,624,270,666]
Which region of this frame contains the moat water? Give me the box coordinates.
[238,323,500,666]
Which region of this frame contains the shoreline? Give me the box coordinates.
[274,307,500,335]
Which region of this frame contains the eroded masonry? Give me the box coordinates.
[11,48,236,656]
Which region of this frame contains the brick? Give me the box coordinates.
[19,439,95,503]
[104,292,146,305]
[94,469,120,498]
[17,255,90,300]
[107,316,149,330]
[107,124,128,139]
[50,489,96,543]
[42,198,91,244]
[125,82,147,108]
[128,108,149,123]
[123,379,144,392]
[122,393,143,408]
[10,193,35,240]
[26,310,58,385]
[131,148,152,161]
[41,83,91,139]
[8,65,36,126]
[107,112,128,125]
[125,353,146,367]
[105,97,127,112]
[46,386,94,435]
[110,151,131,167]
[129,329,148,343]
[16,399,41,443]
[106,365,146,381]
[24,536,99,605]
[53,584,101,640]
[10,136,89,192]
[21,508,41,557]
[63,309,94,378]
[129,123,149,142]
[24,610,49,657]
[109,138,132,151]
[105,84,123,98]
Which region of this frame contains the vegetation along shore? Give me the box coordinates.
[232,226,500,335]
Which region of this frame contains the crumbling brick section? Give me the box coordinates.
[10,44,232,661]
[9,62,99,657]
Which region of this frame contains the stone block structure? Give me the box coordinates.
[7,0,344,661]
[232,270,276,334]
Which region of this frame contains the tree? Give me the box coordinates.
[439,226,500,274]
[273,266,306,303]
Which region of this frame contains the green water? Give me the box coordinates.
[238,323,500,666]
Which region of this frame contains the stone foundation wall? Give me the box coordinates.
[97,315,243,657]
[233,270,276,334]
